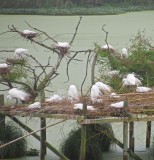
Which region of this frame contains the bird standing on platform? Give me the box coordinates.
[7,88,30,106]
[136,86,152,93]
[28,102,41,109]
[68,85,79,103]
[95,81,112,94]
[122,73,142,86]
[90,84,103,103]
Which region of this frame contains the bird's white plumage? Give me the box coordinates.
[7,88,30,101]
[122,73,142,86]
[0,63,8,68]
[74,103,95,111]
[110,92,120,98]
[22,30,37,35]
[14,48,28,59]
[121,48,128,58]
[56,42,70,48]
[68,85,79,103]
[108,70,119,77]
[101,44,115,50]
[95,82,111,94]
[136,87,152,93]
[110,101,124,108]
[45,94,63,102]
[28,102,41,109]
[90,84,102,103]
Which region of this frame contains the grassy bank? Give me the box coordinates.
[0,4,154,15]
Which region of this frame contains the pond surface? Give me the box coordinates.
[0,11,154,160]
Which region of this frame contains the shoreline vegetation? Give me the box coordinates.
[0,4,154,15]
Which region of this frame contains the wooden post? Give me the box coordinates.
[40,91,46,160]
[79,100,87,160]
[129,122,134,152]
[146,121,151,148]
[40,118,46,160]
[123,99,129,160]
[0,95,5,141]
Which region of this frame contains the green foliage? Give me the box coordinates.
[97,31,154,90]
[60,123,114,160]
[0,121,27,158]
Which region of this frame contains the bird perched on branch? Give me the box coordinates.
[7,88,30,106]
[14,48,28,59]
[21,29,37,39]
[121,48,128,58]
[54,42,70,54]
[68,85,79,103]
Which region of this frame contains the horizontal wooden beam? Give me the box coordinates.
[81,115,154,124]
[0,110,84,121]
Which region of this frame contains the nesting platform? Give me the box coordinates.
[0,92,154,122]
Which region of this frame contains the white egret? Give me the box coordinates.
[14,48,28,59]
[28,102,41,109]
[55,42,70,48]
[45,94,63,102]
[110,101,124,108]
[95,81,112,94]
[68,85,79,103]
[110,92,120,98]
[121,48,128,58]
[0,63,8,68]
[101,44,115,52]
[108,70,119,78]
[74,103,95,111]
[7,88,30,105]
[136,87,152,93]
[90,84,103,103]
[21,29,37,38]
[122,73,142,86]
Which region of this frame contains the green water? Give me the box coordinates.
[0,11,154,160]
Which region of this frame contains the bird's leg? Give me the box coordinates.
[15,98,18,106]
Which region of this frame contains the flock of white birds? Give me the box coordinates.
[0,38,152,110]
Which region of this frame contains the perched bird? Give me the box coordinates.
[45,94,63,102]
[90,84,103,103]
[74,103,95,111]
[136,86,152,93]
[7,88,30,105]
[68,85,79,103]
[28,102,41,109]
[110,101,124,108]
[95,81,112,94]
[122,73,142,86]
[108,70,119,78]
[121,48,128,58]
[110,92,120,98]
[0,63,8,68]
[21,29,37,39]
[14,48,28,59]
[101,44,115,51]
[55,42,70,54]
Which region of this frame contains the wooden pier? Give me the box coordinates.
[0,92,154,160]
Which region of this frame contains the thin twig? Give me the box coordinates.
[81,51,91,96]
[69,16,82,46]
